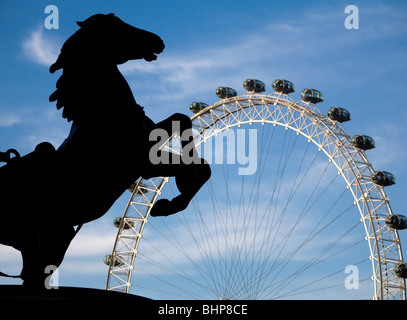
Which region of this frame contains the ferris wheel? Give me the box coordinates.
[104,78,407,300]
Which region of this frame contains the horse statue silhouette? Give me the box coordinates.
[0,13,211,289]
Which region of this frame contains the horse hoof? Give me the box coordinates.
[150,199,174,217]
[176,161,211,194]
[150,196,189,217]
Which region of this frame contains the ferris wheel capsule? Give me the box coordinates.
[385,214,407,230]
[272,79,295,94]
[371,171,395,186]
[327,107,351,123]
[190,102,209,113]
[300,88,324,104]
[243,79,266,93]
[216,87,237,99]
[113,217,134,229]
[103,254,124,267]
[351,135,375,150]
[394,262,407,278]
[128,181,148,194]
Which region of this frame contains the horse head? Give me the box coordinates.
[50,13,165,73]
[49,13,164,122]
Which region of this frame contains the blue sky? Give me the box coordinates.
[0,0,406,299]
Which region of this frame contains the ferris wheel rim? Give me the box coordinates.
[106,90,405,300]
[190,93,404,299]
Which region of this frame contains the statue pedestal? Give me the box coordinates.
[0,285,150,301]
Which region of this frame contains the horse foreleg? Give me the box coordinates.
[144,152,211,217]
[143,113,211,217]
[152,113,199,161]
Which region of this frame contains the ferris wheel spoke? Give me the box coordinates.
[271,258,370,300]
[218,159,243,295]
[266,232,366,299]
[188,202,229,295]
[275,277,373,300]
[247,136,314,294]
[170,211,233,296]
[162,175,246,298]
[179,199,235,297]
[146,210,231,297]
[141,232,217,296]
[235,128,293,294]
[233,173,357,299]
[223,128,277,298]
[251,149,325,280]
[204,179,240,295]
[249,230,356,299]
[133,282,200,299]
[259,198,356,298]
[164,176,228,295]
[133,255,210,299]
[263,220,364,299]
[225,128,320,299]
[267,159,332,257]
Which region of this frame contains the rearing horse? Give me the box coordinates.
[0,13,210,288]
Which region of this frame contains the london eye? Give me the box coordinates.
[105,78,406,300]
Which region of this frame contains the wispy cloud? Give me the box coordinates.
[120,2,407,117]
[66,227,117,258]
[47,223,117,279]
[364,123,407,171]
[0,108,20,127]
[21,26,60,67]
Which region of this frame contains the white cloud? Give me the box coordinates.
[24,125,68,150]
[58,260,108,276]
[363,123,407,171]
[0,110,20,127]
[65,226,117,258]
[0,245,21,264]
[22,26,60,67]
[48,223,117,277]
[119,2,407,119]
